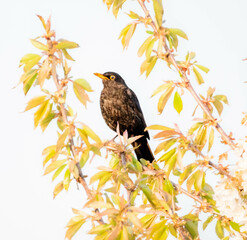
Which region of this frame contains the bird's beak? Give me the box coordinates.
[94,73,109,81]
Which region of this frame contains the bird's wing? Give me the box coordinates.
[125,88,150,139]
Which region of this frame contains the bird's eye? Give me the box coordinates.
[110,75,115,80]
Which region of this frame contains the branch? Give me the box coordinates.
[49,45,104,224]
[137,0,236,151]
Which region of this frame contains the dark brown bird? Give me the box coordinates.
[94,72,154,162]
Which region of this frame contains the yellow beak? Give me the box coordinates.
[94,73,109,81]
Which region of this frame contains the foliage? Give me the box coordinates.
[19,2,247,240]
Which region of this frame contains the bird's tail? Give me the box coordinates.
[132,137,154,163]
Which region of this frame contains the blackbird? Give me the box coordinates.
[94,72,154,162]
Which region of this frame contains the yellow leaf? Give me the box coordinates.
[23,71,38,95]
[153,0,164,27]
[157,84,174,114]
[34,100,49,128]
[137,36,153,57]
[53,181,64,199]
[25,95,47,111]
[83,124,102,144]
[30,39,48,51]
[56,127,69,152]
[57,40,79,49]
[73,78,93,92]
[73,81,90,106]
[63,168,71,191]
[193,66,204,85]
[145,125,174,131]
[44,159,67,175]
[173,91,183,114]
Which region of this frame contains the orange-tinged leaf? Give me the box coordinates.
[37,15,46,30]
[56,127,69,152]
[25,95,47,111]
[127,135,143,145]
[44,159,67,175]
[157,84,174,113]
[65,217,85,240]
[38,58,50,87]
[73,81,90,106]
[85,201,112,209]
[153,130,178,139]
[124,22,137,49]
[53,181,64,199]
[127,212,142,229]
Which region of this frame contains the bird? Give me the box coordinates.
[94,71,154,162]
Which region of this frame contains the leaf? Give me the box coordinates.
[34,100,49,128]
[164,152,177,177]
[52,164,66,181]
[40,111,56,132]
[158,84,175,113]
[56,128,70,152]
[127,212,142,229]
[62,49,75,61]
[158,148,176,162]
[153,0,164,27]
[63,168,71,191]
[214,95,228,104]
[146,56,157,77]
[73,80,90,106]
[119,23,136,49]
[44,159,67,175]
[23,72,38,95]
[188,122,203,136]
[203,215,214,230]
[25,95,47,111]
[216,220,224,239]
[56,40,79,49]
[193,66,204,85]
[30,39,48,51]
[194,169,205,191]
[230,221,240,232]
[19,54,42,72]
[73,78,93,92]
[213,99,224,116]
[194,126,208,151]
[137,36,153,57]
[173,91,183,114]
[169,28,188,40]
[145,125,174,131]
[37,15,46,31]
[146,38,156,59]
[112,0,126,18]
[38,58,50,87]
[151,81,173,97]
[208,128,214,152]
[127,11,141,19]
[154,138,177,155]
[140,184,158,207]
[153,130,178,139]
[185,219,199,239]
[82,124,102,144]
[65,216,85,240]
[53,181,64,199]
[195,64,209,73]
[178,163,198,185]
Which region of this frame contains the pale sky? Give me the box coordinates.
[1,0,247,239]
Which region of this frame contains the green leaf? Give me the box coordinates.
[214,95,228,104]
[127,11,141,20]
[178,163,198,185]
[158,148,176,162]
[203,215,214,230]
[188,122,203,136]
[40,111,56,132]
[138,36,153,57]
[140,184,158,207]
[194,169,205,191]
[146,38,156,59]
[25,95,47,111]
[63,168,71,191]
[193,66,204,85]
[194,126,208,151]
[157,84,174,114]
[173,91,183,114]
[30,39,48,51]
[195,64,209,73]
[169,28,188,40]
[230,221,240,232]
[23,72,38,95]
[153,0,164,27]
[208,128,214,152]
[213,99,224,116]
[73,80,90,106]
[74,79,93,92]
[52,164,67,181]
[216,220,224,239]
[44,159,67,175]
[56,127,70,152]
[185,218,198,239]
[57,40,79,49]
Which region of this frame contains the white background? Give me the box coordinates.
[1,0,247,239]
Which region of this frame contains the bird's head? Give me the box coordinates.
[94,72,126,86]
